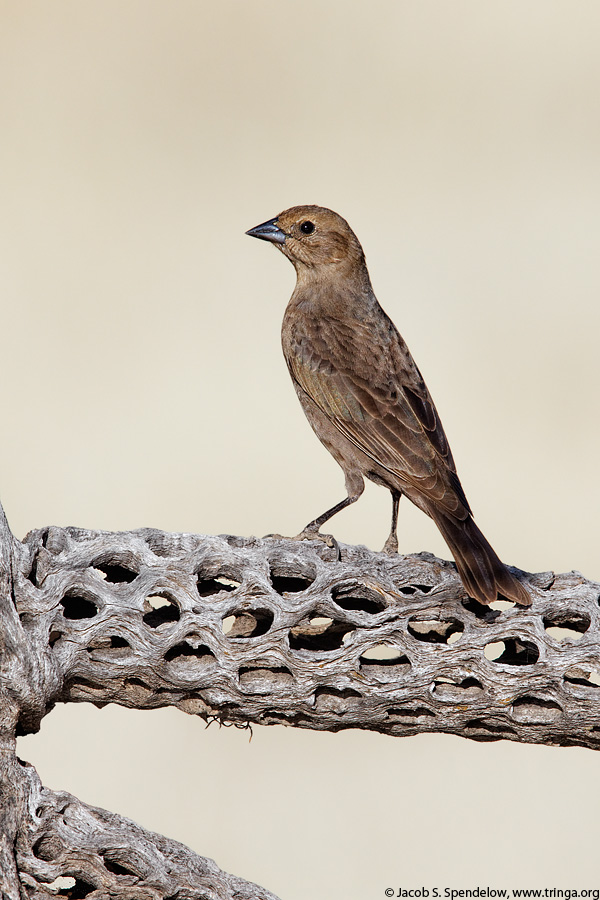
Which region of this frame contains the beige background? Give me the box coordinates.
[4,2,599,897]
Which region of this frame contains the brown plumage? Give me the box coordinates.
[246,205,529,607]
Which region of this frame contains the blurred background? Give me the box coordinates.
[4,2,599,897]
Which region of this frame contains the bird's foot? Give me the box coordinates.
[263,530,341,560]
[293,528,341,561]
[381,534,399,555]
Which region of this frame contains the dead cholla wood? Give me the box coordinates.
[0,509,281,900]
[14,761,280,900]
[3,766,280,900]
[2,510,600,899]
[11,521,600,749]
[0,501,35,900]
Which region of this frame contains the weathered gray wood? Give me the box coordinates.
[0,503,25,899]
[12,523,600,749]
[2,517,284,897]
[14,760,280,899]
[2,509,600,896]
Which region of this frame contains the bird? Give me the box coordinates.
[246,205,529,607]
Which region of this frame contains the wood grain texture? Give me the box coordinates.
[14,761,280,900]
[2,509,600,896]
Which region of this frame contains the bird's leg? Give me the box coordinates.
[294,497,353,560]
[382,490,402,554]
[264,497,354,552]
[298,494,357,538]
[295,472,364,555]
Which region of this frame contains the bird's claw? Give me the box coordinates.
[382,535,399,555]
[263,530,341,560]
[293,529,341,561]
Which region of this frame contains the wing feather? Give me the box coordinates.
[286,311,471,517]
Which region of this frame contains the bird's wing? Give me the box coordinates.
[286,312,471,517]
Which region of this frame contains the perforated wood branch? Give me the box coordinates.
[11,521,600,748]
[12,760,280,900]
[0,511,281,900]
[2,508,600,899]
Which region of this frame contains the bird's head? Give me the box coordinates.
[246,205,365,278]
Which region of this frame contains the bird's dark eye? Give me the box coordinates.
[300,220,315,235]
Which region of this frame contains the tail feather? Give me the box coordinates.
[432,512,530,607]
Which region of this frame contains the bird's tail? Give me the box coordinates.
[431,511,530,607]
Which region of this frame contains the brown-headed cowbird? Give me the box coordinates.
[246,205,529,607]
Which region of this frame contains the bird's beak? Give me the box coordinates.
[245,217,286,244]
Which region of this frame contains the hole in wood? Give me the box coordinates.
[407,616,464,644]
[46,878,75,893]
[92,560,138,583]
[196,573,241,597]
[359,645,411,678]
[488,598,516,611]
[314,686,361,713]
[512,695,562,724]
[394,583,433,595]
[461,597,501,622]
[110,635,129,648]
[222,608,274,638]
[464,718,517,740]
[484,641,505,660]
[466,589,521,614]
[176,693,212,716]
[433,677,483,701]
[142,593,181,628]
[361,644,407,662]
[165,640,216,663]
[67,677,106,701]
[239,666,295,692]
[545,625,585,642]
[485,638,539,666]
[332,583,386,614]
[102,855,138,878]
[85,635,131,657]
[60,593,98,619]
[53,876,95,898]
[543,611,590,642]
[270,569,314,594]
[27,552,39,586]
[69,676,102,690]
[123,677,154,699]
[289,616,354,651]
[32,835,62,862]
[564,667,600,688]
[221,614,236,634]
[86,635,129,649]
